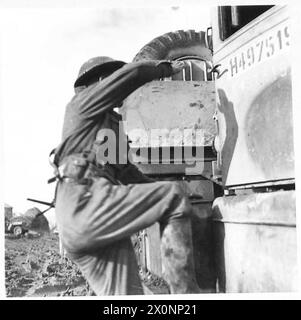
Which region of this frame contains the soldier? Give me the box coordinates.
[51,56,201,295]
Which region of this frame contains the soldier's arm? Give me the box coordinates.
[78,60,174,120]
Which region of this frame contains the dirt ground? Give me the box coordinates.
[5,233,90,297]
[5,232,169,297]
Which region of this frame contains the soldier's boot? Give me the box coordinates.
[160,217,201,294]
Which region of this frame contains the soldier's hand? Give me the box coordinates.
[170,61,185,75]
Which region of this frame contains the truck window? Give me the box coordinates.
[219,5,274,40]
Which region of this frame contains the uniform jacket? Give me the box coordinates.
[54,60,173,184]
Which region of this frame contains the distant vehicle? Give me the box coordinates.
[5,199,53,237]
[5,216,30,236]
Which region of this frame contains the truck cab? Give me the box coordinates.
[212,5,293,187]
[211,5,296,293]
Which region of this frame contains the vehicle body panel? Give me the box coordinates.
[212,190,297,292]
[211,5,294,187]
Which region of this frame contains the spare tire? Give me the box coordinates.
[133,30,212,81]
[134,30,211,61]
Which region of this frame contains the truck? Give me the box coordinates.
[121,4,296,293]
[5,200,53,237]
[5,216,30,236]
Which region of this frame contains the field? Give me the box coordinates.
[5,233,91,297]
[5,232,168,297]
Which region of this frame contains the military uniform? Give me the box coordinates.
[53,59,200,295]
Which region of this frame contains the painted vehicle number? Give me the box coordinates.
[229,24,290,77]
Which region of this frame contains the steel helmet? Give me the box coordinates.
[74,56,126,87]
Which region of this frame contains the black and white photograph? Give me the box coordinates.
[1,0,300,301]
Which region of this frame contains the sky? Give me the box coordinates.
[0,4,211,224]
